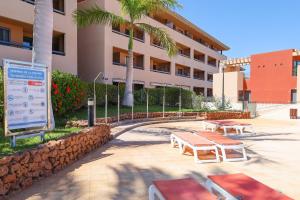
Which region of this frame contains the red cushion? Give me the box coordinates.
[208,174,293,200]
[173,133,215,146]
[198,132,242,145]
[154,178,217,200]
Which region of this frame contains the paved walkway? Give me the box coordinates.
[11,119,300,200]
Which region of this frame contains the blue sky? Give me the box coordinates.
[176,0,300,58]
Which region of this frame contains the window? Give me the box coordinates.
[207,88,213,97]
[53,0,65,13]
[22,0,65,14]
[52,34,65,55]
[293,61,299,76]
[207,74,213,82]
[0,27,10,42]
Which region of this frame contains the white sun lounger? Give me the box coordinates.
[202,120,255,136]
[170,132,220,163]
[196,132,247,162]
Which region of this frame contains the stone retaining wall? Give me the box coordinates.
[0,125,111,197]
[67,111,250,128]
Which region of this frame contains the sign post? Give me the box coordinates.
[3,59,50,147]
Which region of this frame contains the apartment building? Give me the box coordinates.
[0,0,77,75]
[77,0,229,97]
[213,49,300,104]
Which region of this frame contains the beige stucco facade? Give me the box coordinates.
[78,0,228,96]
[213,71,244,103]
[297,65,300,103]
[0,0,77,75]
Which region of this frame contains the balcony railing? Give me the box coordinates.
[193,76,205,80]
[151,69,171,74]
[176,72,190,78]
[0,40,65,56]
[150,16,221,53]
[113,62,144,70]
[112,29,145,43]
[194,58,205,63]
[178,52,190,58]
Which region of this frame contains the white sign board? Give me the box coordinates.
[3,59,50,136]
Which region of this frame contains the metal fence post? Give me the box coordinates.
[146,89,149,118]
[105,82,108,124]
[132,85,134,121]
[163,84,166,118]
[117,83,120,123]
[179,87,182,117]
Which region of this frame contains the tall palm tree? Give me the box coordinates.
[32,0,55,129]
[74,0,180,106]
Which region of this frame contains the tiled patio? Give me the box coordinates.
[11,119,300,200]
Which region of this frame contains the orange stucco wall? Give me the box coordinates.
[246,49,297,103]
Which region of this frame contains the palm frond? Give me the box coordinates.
[140,0,182,14]
[73,5,129,27]
[136,23,177,57]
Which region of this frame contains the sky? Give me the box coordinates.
[176,0,300,58]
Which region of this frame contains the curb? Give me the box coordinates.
[111,118,202,138]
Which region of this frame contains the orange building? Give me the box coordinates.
[213,49,300,104]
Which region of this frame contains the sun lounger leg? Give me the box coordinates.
[223,127,228,136]
[221,147,227,161]
[149,185,165,200]
[242,147,247,160]
[170,135,176,147]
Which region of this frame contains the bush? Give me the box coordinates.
[134,87,194,108]
[52,70,88,115]
[0,70,3,121]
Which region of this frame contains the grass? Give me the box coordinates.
[0,127,81,156]
[55,105,194,127]
[0,105,195,157]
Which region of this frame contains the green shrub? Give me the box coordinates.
[133,87,194,108]
[52,70,88,115]
[0,70,3,121]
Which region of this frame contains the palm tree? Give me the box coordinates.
[74,0,181,106]
[32,0,55,129]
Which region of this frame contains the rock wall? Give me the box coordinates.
[0,125,111,196]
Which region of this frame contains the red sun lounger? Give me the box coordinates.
[197,132,247,162]
[206,173,293,200]
[149,178,217,200]
[170,132,220,163]
[202,120,254,136]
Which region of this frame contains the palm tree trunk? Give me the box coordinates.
[122,29,134,107]
[32,0,55,129]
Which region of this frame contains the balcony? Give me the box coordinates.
[177,43,190,58]
[150,37,165,50]
[149,12,224,52]
[0,18,65,56]
[112,25,144,43]
[208,56,217,67]
[150,57,171,74]
[22,0,65,15]
[193,69,205,80]
[193,87,205,96]
[112,47,144,70]
[175,64,190,78]
[194,50,205,63]
[207,73,213,82]
[207,88,213,97]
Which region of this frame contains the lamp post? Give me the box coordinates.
[94,72,103,124]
